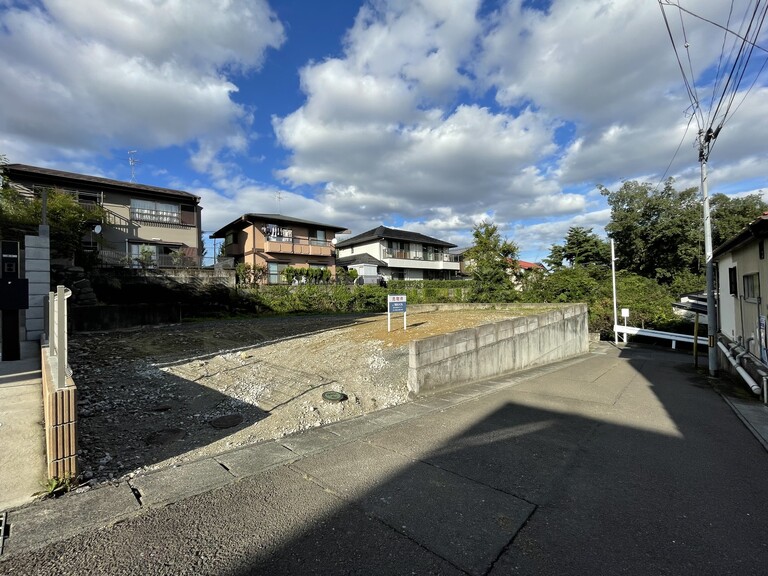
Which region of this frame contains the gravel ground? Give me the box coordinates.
[70,309,531,486]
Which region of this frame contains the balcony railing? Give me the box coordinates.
[382,248,460,262]
[130,207,182,225]
[263,236,334,256]
[94,249,232,269]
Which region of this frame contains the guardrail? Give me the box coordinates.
[613,324,707,347]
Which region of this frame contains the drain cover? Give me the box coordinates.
[209,414,243,429]
[322,391,348,403]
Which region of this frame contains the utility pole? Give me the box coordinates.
[699,127,719,376]
[611,239,618,346]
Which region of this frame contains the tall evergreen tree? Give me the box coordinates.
[465,220,519,303]
[546,226,610,269]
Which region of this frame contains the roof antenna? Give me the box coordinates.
[275,190,283,213]
[128,150,140,182]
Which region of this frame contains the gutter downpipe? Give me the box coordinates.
[717,340,761,395]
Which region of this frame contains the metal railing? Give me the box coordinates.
[95,248,234,270]
[264,235,334,248]
[382,248,460,262]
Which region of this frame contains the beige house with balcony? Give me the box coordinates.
[210,214,349,283]
[5,164,202,267]
[335,226,460,282]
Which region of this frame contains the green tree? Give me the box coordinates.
[465,220,519,303]
[710,192,767,248]
[521,265,602,304]
[1,171,101,261]
[600,179,702,284]
[545,226,610,269]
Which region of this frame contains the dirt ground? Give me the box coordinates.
[70,308,536,485]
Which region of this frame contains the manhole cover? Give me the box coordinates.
[209,414,244,429]
[145,428,186,445]
[322,391,348,403]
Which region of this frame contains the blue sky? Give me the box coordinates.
[2,0,768,263]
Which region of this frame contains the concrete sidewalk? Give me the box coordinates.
[0,340,46,511]
[2,342,768,574]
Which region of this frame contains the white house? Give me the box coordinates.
[335,226,461,282]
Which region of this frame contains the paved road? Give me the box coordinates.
[2,343,768,575]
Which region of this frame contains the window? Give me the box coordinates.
[267,262,289,284]
[310,229,327,246]
[130,199,181,224]
[388,241,408,259]
[729,266,738,296]
[129,243,157,268]
[743,273,760,302]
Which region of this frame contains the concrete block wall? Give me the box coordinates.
[407,303,589,396]
[24,226,51,341]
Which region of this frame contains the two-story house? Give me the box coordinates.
[335,226,461,282]
[210,213,349,283]
[5,164,202,267]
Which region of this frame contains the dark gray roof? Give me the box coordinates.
[335,225,456,249]
[335,254,387,268]
[210,213,349,238]
[5,163,199,201]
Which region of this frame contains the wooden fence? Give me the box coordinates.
[41,286,78,480]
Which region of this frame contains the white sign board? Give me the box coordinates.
[621,308,630,318]
[387,294,407,332]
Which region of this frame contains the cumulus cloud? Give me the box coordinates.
[5,0,768,256]
[0,0,284,161]
[273,0,588,241]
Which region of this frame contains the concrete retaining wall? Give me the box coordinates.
[407,303,589,396]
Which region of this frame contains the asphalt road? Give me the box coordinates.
[2,343,768,575]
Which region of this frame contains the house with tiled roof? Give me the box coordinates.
[210,213,348,284]
[4,163,203,267]
[334,226,461,281]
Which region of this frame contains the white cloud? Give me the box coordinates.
[273,0,590,240]
[512,208,612,262]
[5,0,768,259]
[0,1,284,161]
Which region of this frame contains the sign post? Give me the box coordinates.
[387,294,407,333]
[621,308,629,344]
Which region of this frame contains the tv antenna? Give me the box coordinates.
[275,190,283,213]
[128,150,140,182]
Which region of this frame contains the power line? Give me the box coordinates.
[660,1,768,55]
[654,112,696,191]
[660,0,768,161]
[659,1,703,128]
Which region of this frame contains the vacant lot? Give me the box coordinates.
[71,308,535,484]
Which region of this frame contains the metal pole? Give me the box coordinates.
[57,286,65,388]
[701,147,718,376]
[611,239,618,346]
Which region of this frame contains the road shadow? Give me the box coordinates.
[208,344,768,575]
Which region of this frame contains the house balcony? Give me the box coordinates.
[382,248,461,270]
[263,236,334,257]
